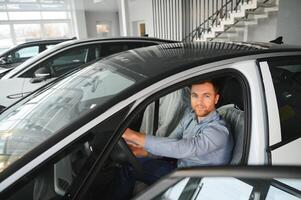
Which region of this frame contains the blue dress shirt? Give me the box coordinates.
[144,110,233,167]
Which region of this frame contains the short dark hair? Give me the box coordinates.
[191,80,219,94]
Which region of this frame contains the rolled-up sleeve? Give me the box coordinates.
[144,123,230,159]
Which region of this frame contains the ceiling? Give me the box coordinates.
[84,0,118,12]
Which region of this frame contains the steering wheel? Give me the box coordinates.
[111,138,144,175]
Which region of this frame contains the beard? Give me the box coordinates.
[194,106,211,118]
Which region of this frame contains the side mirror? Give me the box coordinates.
[30,67,51,83]
[0,57,7,65]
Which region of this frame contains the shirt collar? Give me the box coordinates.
[191,110,219,124]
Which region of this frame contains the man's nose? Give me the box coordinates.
[196,97,204,105]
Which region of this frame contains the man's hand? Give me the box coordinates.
[122,128,146,147]
[129,145,148,157]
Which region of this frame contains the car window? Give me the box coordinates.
[151,176,301,200]
[268,58,301,143]
[7,45,39,63]
[154,177,254,200]
[20,46,89,78]
[2,106,131,200]
[0,61,142,172]
[267,57,301,164]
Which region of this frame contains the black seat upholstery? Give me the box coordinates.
[218,105,244,164]
[218,77,245,164]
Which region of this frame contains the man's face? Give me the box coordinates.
[190,82,220,118]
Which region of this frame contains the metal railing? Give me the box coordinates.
[183,0,244,42]
[183,0,276,42]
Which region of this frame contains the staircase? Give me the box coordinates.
[183,0,279,42]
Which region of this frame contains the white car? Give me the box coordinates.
[0,41,301,199]
[0,37,174,109]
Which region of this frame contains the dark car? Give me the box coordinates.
[0,42,301,199]
[0,38,74,73]
[0,37,175,108]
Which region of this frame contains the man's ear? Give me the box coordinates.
[215,94,220,104]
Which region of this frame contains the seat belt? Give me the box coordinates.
[153,99,159,136]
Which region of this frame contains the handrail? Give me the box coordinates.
[183,0,275,42]
[183,0,243,42]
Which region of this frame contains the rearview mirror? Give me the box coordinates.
[30,67,51,83]
[136,166,301,200]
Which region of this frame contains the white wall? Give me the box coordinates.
[276,0,301,45]
[85,11,120,38]
[128,0,154,37]
[246,12,278,43]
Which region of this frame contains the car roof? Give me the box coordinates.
[2,37,175,79]
[0,38,74,56]
[101,41,301,80]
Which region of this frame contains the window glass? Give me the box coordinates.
[267,186,300,200]
[0,25,13,49]
[0,61,140,172]
[268,59,301,143]
[155,177,253,200]
[6,3,40,10]
[22,46,89,78]
[0,11,7,20]
[8,11,41,20]
[41,11,68,19]
[8,0,37,2]
[14,24,41,44]
[15,45,39,59]
[44,23,69,38]
[96,21,112,38]
[3,105,130,199]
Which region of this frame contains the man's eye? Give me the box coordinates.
[191,94,197,98]
[205,95,210,98]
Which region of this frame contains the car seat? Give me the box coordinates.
[217,78,245,164]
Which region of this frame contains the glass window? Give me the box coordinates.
[8,11,41,20]
[0,62,140,172]
[14,24,41,44]
[6,3,40,10]
[41,11,68,19]
[96,21,112,38]
[2,105,131,199]
[8,0,37,2]
[268,58,301,143]
[0,25,13,49]
[155,177,254,200]
[267,186,300,200]
[44,23,69,38]
[15,45,39,59]
[0,11,7,20]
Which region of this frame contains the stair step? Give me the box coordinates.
[257,2,277,8]
[237,18,255,22]
[245,9,265,15]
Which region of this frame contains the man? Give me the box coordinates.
[123,80,233,168]
[117,80,233,199]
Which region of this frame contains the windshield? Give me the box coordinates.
[0,60,141,172]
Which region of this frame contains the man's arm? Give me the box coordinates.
[144,124,231,159]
